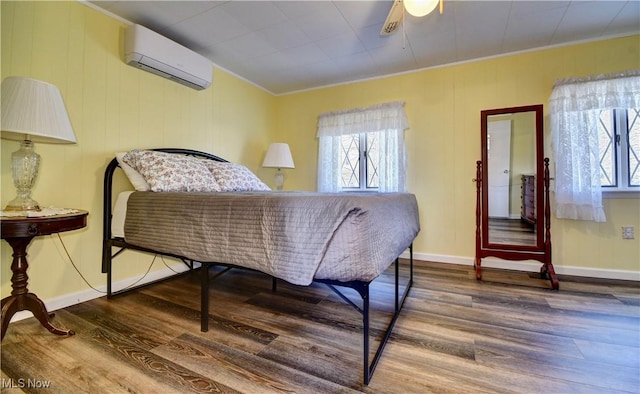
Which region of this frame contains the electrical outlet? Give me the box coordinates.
[622,226,635,239]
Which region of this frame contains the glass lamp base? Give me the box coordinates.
[4,140,41,212]
[274,170,284,191]
[4,196,41,212]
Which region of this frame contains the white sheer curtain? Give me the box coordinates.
[549,69,640,222]
[316,101,409,192]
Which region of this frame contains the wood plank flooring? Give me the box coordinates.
[1,260,639,393]
[488,218,536,246]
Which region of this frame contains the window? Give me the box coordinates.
[339,132,379,190]
[549,70,639,222]
[316,101,409,193]
[598,108,640,189]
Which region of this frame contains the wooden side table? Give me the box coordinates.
[1,210,88,340]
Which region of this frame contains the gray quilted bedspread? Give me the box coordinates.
[124,191,419,285]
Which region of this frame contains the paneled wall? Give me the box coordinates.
[276,35,640,277]
[1,1,277,301]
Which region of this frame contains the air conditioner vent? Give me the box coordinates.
[125,24,213,90]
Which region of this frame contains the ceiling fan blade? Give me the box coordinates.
[380,0,403,36]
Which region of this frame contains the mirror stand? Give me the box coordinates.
[475,159,558,289]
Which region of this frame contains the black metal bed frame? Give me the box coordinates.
[102,148,414,385]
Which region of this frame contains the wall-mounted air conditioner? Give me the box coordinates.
[124,24,213,90]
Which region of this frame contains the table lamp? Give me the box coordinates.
[1,77,77,211]
[262,143,294,190]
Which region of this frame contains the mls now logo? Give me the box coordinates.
[1,378,51,389]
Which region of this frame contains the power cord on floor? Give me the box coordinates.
[160,255,185,274]
[55,233,158,294]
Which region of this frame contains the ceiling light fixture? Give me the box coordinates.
[404,0,443,17]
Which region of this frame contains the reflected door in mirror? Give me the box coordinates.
[487,120,511,218]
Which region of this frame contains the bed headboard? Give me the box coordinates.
[102,149,228,273]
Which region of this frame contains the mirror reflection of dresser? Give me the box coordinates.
[521,174,535,226]
[474,104,558,289]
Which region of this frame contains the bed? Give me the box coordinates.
[102,148,420,384]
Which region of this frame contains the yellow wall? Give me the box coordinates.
[1,1,638,308]
[1,1,277,301]
[276,35,640,276]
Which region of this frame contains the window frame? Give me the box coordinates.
[600,108,640,198]
[340,132,379,192]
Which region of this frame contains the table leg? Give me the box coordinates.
[1,296,20,339]
[1,237,74,341]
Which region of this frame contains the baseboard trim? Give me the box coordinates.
[9,264,196,323]
[402,251,640,281]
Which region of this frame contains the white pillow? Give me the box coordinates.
[122,150,221,192]
[203,161,270,192]
[116,152,150,191]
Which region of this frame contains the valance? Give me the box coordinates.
[317,101,409,137]
[550,69,640,113]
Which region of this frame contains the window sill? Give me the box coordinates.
[602,190,640,199]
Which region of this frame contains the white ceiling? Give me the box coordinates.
[88,1,640,95]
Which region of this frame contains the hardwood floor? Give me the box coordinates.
[1,260,638,393]
[488,218,536,246]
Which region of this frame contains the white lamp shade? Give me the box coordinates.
[404,0,439,17]
[262,143,295,169]
[1,76,76,143]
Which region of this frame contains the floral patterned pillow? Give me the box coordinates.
[122,150,221,192]
[203,161,270,192]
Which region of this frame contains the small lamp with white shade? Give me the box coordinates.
[262,143,294,190]
[1,77,77,211]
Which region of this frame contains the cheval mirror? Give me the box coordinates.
[474,104,558,289]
